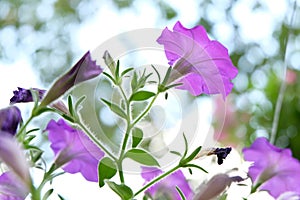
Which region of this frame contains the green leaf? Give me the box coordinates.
[103,72,116,84]
[121,67,134,77]
[183,163,208,173]
[176,186,186,200]
[182,133,188,159]
[42,189,54,200]
[131,72,138,92]
[106,181,133,200]
[170,151,182,157]
[124,149,159,166]
[130,91,155,102]
[98,157,117,187]
[132,128,143,148]
[101,98,127,119]
[68,95,74,117]
[151,64,161,84]
[181,146,202,165]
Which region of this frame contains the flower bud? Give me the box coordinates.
[0,106,22,135]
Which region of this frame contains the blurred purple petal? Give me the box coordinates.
[46,119,104,182]
[157,21,238,98]
[40,51,103,107]
[243,137,300,198]
[0,106,22,135]
[0,172,29,200]
[141,167,193,200]
[0,133,31,187]
[10,87,46,104]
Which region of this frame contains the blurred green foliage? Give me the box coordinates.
[1,0,300,158]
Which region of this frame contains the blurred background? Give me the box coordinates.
[0,0,299,199]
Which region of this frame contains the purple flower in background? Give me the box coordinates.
[243,137,300,198]
[0,132,31,187]
[141,167,193,200]
[40,51,103,107]
[10,87,46,104]
[0,106,22,135]
[157,21,238,98]
[0,172,29,200]
[46,119,104,182]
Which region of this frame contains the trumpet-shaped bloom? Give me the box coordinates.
[0,172,29,200]
[40,51,103,107]
[157,21,238,98]
[243,137,300,198]
[46,119,104,182]
[0,106,22,135]
[141,167,193,200]
[10,87,46,104]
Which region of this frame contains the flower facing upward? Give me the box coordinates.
[157,21,238,98]
[40,51,103,107]
[46,119,104,182]
[141,167,193,200]
[0,106,22,135]
[243,137,300,198]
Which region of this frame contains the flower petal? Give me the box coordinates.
[141,167,193,200]
[0,172,29,200]
[0,106,22,135]
[46,119,104,182]
[243,137,300,198]
[157,21,238,98]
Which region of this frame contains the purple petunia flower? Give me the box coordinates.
[40,51,103,107]
[141,167,193,200]
[157,21,238,98]
[45,119,104,182]
[0,106,22,135]
[243,137,300,198]
[10,87,46,104]
[0,172,29,200]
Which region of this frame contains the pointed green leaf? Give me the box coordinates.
[131,72,138,92]
[132,128,143,148]
[183,163,208,173]
[106,181,133,200]
[68,95,74,117]
[121,67,134,77]
[103,72,116,84]
[124,149,159,166]
[98,157,117,187]
[42,189,54,200]
[151,64,161,84]
[181,146,202,165]
[176,186,186,200]
[130,91,155,102]
[101,98,127,119]
[170,151,182,157]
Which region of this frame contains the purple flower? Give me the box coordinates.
[40,51,103,107]
[0,172,29,200]
[0,106,22,135]
[141,167,193,200]
[10,87,46,104]
[157,21,238,98]
[45,119,104,182]
[243,137,300,198]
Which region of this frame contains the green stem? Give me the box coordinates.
[16,114,34,139]
[270,1,296,144]
[76,121,117,161]
[134,165,180,197]
[132,92,160,127]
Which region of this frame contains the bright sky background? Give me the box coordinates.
[0,0,292,199]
